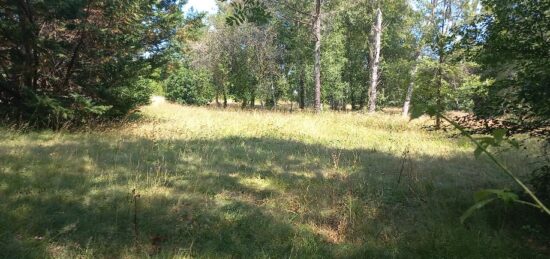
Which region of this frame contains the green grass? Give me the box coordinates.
[0,102,547,258]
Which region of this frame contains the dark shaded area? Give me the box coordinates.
[0,135,547,258]
[452,114,550,139]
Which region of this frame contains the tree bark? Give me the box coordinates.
[402,70,416,117]
[313,0,322,113]
[436,52,443,129]
[17,0,37,90]
[434,0,452,130]
[223,85,228,108]
[368,8,382,113]
[299,68,305,109]
[61,0,93,91]
[270,80,277,108]
[250,84,256,108]
[351,86,356,110]
[403,52,420,117]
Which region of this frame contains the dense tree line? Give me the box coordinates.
[1,0,548,128]
[170,0,548,127]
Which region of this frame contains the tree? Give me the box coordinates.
[165,67,213,105]
[196,9,284,109]
[414,0,479,127]
[461,0,550,124]
[313,0,323,112]
[368,7,382,113]
[402,51,420,117]
[217,0,421,112]
[224,0,327,112]
[0,0,185,127]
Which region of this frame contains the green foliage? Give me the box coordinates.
[223,0,271,26]
[166,67,214,105]
[145,79,165,96]
[461,0,550,122]
[410,103,437,120]
[413,58,483,113]
[322,20,348,109]
[198,18,284,108]
[102,79,154,116]
[212,0,420,111]
[20,91,113,127]
[0,0,183,128]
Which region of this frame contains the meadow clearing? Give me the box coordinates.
[0,101,547,258]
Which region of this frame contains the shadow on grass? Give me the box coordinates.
[0,135,546,258]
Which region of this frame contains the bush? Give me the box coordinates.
[101,78,155,117]
[166,68,213,105]
[140,78,165,96]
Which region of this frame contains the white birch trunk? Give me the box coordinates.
[403,53,420,117]
[368,8,382,113]
[313,0,322,113]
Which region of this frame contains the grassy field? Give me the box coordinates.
[0,101,547,258]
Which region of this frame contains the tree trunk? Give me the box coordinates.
[271,80,277,108]
[368,8,382,113]
[436,50,444,129]
[223,86,228,108]
[18,1,36,90]
[250,88,255,108]
[299,68,305,109]
[402,52,420,117]
[434,0,452,130]
[359,85,367,110]
[402,74,415,117]
[61,0,93,91]
[350,81,356,110]
[313,0,322,113]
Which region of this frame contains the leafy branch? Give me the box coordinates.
[411,105,550,222]
[222,0,271,26]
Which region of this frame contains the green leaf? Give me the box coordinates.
[462,189,520,224]
[474,189,498,202]
[495,190,519,204]
[461,197,497,224]
[474,189,519,204]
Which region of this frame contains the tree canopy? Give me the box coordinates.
[1,0,548,129]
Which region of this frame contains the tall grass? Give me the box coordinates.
[0,102,547,258]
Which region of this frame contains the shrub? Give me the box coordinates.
[101,78,154,117]
[166,68,214,105]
